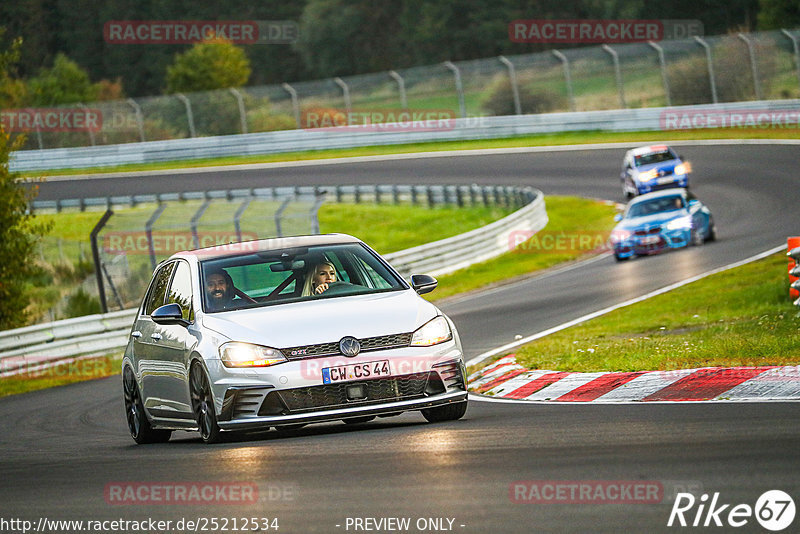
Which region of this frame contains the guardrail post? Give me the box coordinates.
[281,83,302,129]
[456,186,464,207]
[127,98,146,142]
[77,103,96,146]
[392,185,400,204]
[647,41,672,107]
[601,45,626,109]
[443,61,467,118]
[482,187,490,207]
[388,70,408,109]
[90,209,114,313]
[233,197,253,242]
[498,56,522,115]
[427,186,435,208]
[190,198,211,248]
[175,93,197,137]
[229,88,248,134]
[411,187,419,206]
[781,29,800,93]
[145,203,167,271]
[334,77,352,117]
[552,50,575,112]
[737,33,763,100]
[693,36,718,104]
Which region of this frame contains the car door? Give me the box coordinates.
[134,261,174,405]
[146,260,198,420]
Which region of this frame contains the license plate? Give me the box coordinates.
[657,176,674,185]
[322,360,391,384]
[639,235,660,245]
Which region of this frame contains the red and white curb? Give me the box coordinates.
[468,355,800,402]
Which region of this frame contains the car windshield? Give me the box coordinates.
[200,243,405,312]
[626,196,685,218]
[634,150,676,167]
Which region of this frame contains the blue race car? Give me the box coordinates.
[620,145,691,198]
[611,188,715,261]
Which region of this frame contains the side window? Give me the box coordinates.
[144,262,175,316]
[166,261,194,322]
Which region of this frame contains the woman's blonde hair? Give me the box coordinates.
[301,260,337,296]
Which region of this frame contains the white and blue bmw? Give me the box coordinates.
[620,145,692,198]
[610,189,716,261]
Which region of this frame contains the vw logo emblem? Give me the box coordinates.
[339,336,361,357]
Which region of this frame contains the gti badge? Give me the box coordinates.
[339,336,361,357]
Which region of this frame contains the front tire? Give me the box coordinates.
[706,219,717,242]
[691,228,705,246]
[190,362,223,444]
[421,400,468,423]
[123,366,171,444]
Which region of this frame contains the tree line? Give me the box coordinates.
[1,0,797,103]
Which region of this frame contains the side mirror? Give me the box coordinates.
[688,199,699,207]
[152,303,189,326]
[614,213,623,222]
[410,274,438,295]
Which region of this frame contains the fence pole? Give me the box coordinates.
[737,33,763,100]
[334,77,352,117]
[77,103,96,146]
[694,36,718,104]
[388,70,408,109]
[601,45,626,109]
[781,29,800,93]
[443,61,467,118]
[228,88,248,134]
[498,56,522,115]
[145,203,167,271]
[233,197,253,242]
[90,209,114,314]
[175,93,196,137]
[281,83,302,128]
[647,41,671,107]
[190,198,211,248]
[274,196,293,237]
[309,193,326,234]
[551,50,575,112]
[127,98,146,142]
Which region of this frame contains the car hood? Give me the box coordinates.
[200,290,439,349]
[635,160,680,174]
[616,209,689,230]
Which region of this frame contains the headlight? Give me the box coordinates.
[639,170,658,182]
[411,316,452,347]
[610,229,632,243]
[666,216,692,230]
[219,342,286,368]
[674,162,691,175]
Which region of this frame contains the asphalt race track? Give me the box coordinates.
[5,142,799,533]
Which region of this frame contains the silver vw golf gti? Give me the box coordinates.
[122,234,468,444]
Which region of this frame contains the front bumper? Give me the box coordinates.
[614,228,690,257]
[636,174,689,194]
[206,343,467,430]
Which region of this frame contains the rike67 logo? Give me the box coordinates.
[668,490,795,531]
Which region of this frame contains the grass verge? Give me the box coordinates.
[492,252,800,374]
[21,127,800,178]
[0,354,121,399]
[429,196,617,301]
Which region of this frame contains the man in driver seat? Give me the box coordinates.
[205,269,237,311]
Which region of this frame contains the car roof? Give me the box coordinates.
[172,233,363,261]
[630,144,672,156]
[629,188,687,203]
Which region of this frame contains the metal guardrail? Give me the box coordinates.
[0,185,545,377]
[11,100,800,172]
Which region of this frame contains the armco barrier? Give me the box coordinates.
[11,100,800,172]
[0,186,546,375]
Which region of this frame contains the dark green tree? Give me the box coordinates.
[27,53,98,105]
[165,37,251,93]
[0,31,51,329]
[757,0,800,29]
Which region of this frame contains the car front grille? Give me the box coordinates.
[280,333,413,360]
[634,227,661,236]
[259,372,432,415]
